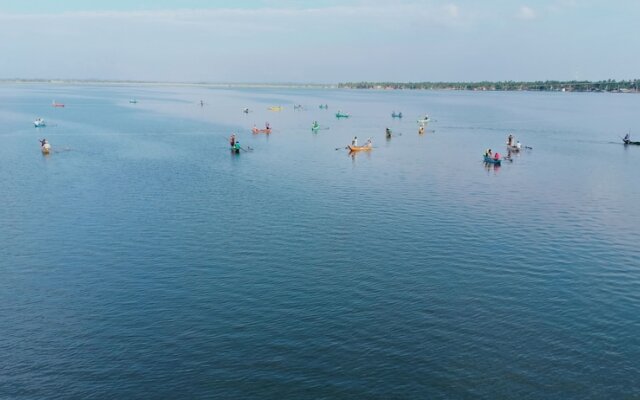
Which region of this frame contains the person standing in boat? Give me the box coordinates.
[230,134,236,147]
[352,136,358,146]
[265,122,270,130]
[419,126,424,135]
[507,134,514,146]
[385,128,392,137]
[366,137,372,147]
[516,140,522,150]
[624,133,630,143]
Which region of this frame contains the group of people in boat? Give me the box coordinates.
[506,134,522,150]
[484,148,501,160]
[229,134,241,151]
[351,136,372,148]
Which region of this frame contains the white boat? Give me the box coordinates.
[34,118,46,127]
[417,116,430,125]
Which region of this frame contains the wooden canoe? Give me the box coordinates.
[348,145,372,152]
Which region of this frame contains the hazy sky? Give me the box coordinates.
[0,0,638,83]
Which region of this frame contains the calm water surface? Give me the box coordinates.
[1,84,639,399]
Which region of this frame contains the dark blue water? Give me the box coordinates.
[1,84,639,399]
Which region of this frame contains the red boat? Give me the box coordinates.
[52,101,65,108]
[252,127,271,134]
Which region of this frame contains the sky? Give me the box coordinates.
[0,0,638,83]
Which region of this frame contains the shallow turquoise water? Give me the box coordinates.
[1,84,639,398]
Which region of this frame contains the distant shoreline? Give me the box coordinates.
[1,79,639,93]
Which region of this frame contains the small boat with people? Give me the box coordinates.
[417,115,430,124]
[229,134,241,153]
[268,106,283,112]
[39,138,51,154]
[391,111,403,118]
[385,128,393,139]
[623,133,640,145]
[52,100,65,108]
[34,118,46,127]
[319,104,328,109]
[129,99,138,104]
[335,111,350,118]
[483,149,501,165]
[347,136,372,152]
[252,123,272,134]
[311,121,321,132]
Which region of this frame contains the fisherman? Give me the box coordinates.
[507,134,514,146]
[624,133,630,143]
[352,136,358,146]
[516,140,522,150]
[494,152,500,160]
[230,134,236,147]
[385,128,392,137]
[265,122,270,130]
[419,126,424,135]
[235,141,241,151]
[485,149,492,157]
[243,108,249,113]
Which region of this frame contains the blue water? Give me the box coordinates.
[1,84,639,399]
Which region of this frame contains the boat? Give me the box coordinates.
[335,112,350,118]
[34,118,46,127]
[268,106,283,112]
[417,117,430,124]
[319,104,328,109]
[348,144,372,152]
[391,112,403,118]
[52,101,64,108]
[507,145,521,152]
[252,127,272,134]
[483,155,501,165]
[129,99,138,104]
[623,139,640,145]
[311,123,320,131]
[41,143,51,154]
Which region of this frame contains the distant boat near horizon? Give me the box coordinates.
[52,100,64,107]
[129,99,138,104]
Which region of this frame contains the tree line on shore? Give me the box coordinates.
[338,80,640,92]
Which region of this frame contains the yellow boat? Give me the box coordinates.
[268,106,283,112]
[348,144,372,152]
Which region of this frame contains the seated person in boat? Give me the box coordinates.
[385,128,391,136]
[485,148,492,157]
[494,152,500,160]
